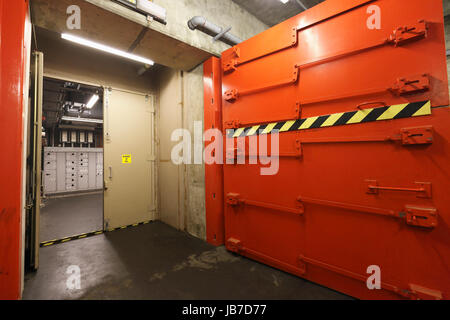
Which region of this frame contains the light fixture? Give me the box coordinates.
[61,33,154,66]
[279,0,289,4]
[61,116,104,124]
[86,94,99,109]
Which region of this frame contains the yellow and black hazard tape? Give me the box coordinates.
[40,220,152,248]
[228,100,431,138]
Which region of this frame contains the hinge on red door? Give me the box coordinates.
[224,89,239,102]
[226,193,242,206]
[387,20,427,47]
[294,139,303,158]
[296,255,307,275]
[401,126,433,145]
[407,284,443,300]
[223,59,239,74]
[390,74,430,96]
[402,205,438,229]
[227,237,243,253]
[224,119,241,129]
[293,102,301,119]
[223,47,241,74]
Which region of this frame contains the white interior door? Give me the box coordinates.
[103,88,156,229]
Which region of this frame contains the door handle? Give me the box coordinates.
[365,180,431,198]
[109,166,112,180]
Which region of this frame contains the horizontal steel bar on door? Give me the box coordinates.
[228,100,431,138]
[40,220,153,248]
[297,255,442,300]
[226,193,304,216]
[224,19,426,72]
[298,197,438,229]
[228,239,443,299]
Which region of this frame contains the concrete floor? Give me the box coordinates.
[40,193,103,241]
[24,221,351,300]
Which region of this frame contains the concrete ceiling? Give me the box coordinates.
[232,0,325,27]
[31,0,212,71]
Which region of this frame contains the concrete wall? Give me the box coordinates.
[156,65,206,240]
[153,2,268,240]
[157,69,184,229]
[182,65,206,239]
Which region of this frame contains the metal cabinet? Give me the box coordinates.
[43,147,103,195]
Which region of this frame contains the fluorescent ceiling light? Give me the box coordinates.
[61,33,154,66]
[86,94,99,109]
[61,116,103,124]
[280,0,289,3]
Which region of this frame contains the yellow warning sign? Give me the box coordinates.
[122,154,132,164]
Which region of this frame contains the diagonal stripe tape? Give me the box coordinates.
[229,101,431,138]
[361,106,389,123]
[300,116,318,129]
[40,220,153,247]
[273,122,285,131]
[280,120,295,132]
[290,119,306,131]
[321,113,344,127]
[334,111,357,126]
[412,100,431,117]
[394,101,427,119]
[233,127,245,138]
[347,109,372,124]
[262,123,277,134]
[310,115,329,128]
[247,125,260,136]
[377,103,407,120]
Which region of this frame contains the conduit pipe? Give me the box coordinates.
[187,16,242,46]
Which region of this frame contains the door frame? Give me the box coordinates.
[103,86,158,229]
[41,73,157,231]
[40,74,106,231]
[25,51,44,271]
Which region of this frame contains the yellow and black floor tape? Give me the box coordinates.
[229,100,431,138]
[40,220,152,248]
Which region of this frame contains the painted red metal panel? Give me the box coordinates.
[0,0,29,300]
[215,0,450,299]
[204,57,225,246]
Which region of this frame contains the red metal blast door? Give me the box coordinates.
[0,0,30,300]
[205,0,450,300]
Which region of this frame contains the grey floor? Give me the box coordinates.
[24,220,351,300]
[40,193,103,241]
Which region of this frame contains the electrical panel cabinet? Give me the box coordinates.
[43,147,103,195]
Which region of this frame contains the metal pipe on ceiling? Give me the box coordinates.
[187,16,242,46]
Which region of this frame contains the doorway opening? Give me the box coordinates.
[40,77,104,242]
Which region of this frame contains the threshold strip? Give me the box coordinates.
[40,220,152,248]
